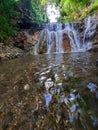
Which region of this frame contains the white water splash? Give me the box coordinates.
[46,3,60,23]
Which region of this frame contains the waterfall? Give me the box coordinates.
[82,15,97,50]
[83,16,91,45]
[34,16,97,54]
[82,16,92,50]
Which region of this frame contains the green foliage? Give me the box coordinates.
[58,0,92,22]
[0,0,48,40]
[89,0,98,14]
[0,0,97,41]
[50,0,98,22]
[31,0,48,23]
[0,0,20,39]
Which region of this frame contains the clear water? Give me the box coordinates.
[0,52,98,130]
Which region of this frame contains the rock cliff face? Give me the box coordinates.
[15,30,40,54]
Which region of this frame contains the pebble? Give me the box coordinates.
[24,84,30,90]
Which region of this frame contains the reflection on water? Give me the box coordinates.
[87,83,97,93]
[45,93,52,107]
[0,52,98,130]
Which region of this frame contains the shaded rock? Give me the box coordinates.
[88,44,98,52]
[15,31,27,49]
[0,43,24,61]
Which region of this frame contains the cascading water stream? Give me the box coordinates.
[83,16,91,45]
[82,14,97,50]
[34,16,97,54]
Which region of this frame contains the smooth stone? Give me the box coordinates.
[24,84,30,90]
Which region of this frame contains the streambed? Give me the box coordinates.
[0,52,98,130]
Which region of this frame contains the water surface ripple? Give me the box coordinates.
[0,52,98,130]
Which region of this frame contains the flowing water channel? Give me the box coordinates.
[0,52,98,130]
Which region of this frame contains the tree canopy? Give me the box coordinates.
[0,0,98,40]
[0,0,19,39]
[0,0,48,39]
[48,0,98,22]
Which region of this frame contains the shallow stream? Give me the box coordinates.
[0,52,98,130]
